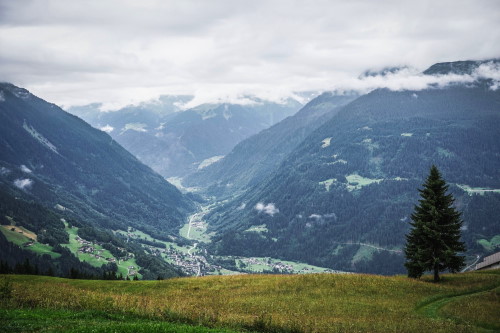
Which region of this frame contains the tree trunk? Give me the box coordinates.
[433,265,440,282]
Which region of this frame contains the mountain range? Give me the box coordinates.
[1,59,499,278]
[200,60,500,274]
[69,96,306,178]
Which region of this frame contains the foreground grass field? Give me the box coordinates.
[1,270,499,332]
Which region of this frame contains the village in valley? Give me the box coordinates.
[116,215,337,277]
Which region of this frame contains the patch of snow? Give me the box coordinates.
[309,214,322,220]
[20,165,32,173]
[23,121,59,154]
[155,123,166,130]
[412,93,418,99]
[321,137,332,148]
[401,133,413,137]
[362,138,372,143]
[255,202,279,216]
[14,178,33,190]
[0,91,5,102]
[100,125,114,133]
[358,126,372,131]
[166,177,200,193]
[237,203,247,210]
[122,123,147,132]
[197,155,225,170]
[223,104,232,120]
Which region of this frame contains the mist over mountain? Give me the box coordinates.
[68,97,304,178]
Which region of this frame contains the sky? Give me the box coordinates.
[0,0,499,110]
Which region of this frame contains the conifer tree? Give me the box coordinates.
[404,165,466,282]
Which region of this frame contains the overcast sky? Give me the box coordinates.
[0,0,499,109]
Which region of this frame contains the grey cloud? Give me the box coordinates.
[0,0,499,108]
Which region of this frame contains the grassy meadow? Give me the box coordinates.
[1,270,499,332]
[0,225,60,259]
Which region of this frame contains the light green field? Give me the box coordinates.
[477,235,500,252]
[0,225,60,258]
[179,223,213,243]
[346,173,383,191]
[2,270,499,332]
[180,206,215,244]
[457,184,500,196]
[63,224,141,278]
[352,246,376,263]
[236,257,332,274]
[319,178,337,191]
[244,224,268,233]
[116,228,194,256]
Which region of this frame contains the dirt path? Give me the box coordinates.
[416,277,500,332]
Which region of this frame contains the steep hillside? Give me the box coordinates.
[0,83,193,238]
[184,92,358,196]
[204,67,500,274]
[69,97,304,178]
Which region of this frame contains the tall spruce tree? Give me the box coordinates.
[404,165,466,282]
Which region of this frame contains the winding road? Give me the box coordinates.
[332,241,403,253]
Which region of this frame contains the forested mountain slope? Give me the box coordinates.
[204,63,500,274]
[184,92,358,196]
[0,83,193,238]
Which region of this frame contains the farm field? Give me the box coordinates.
[62,224,141,278]
[1,270,499,332]
[0,225,60,258]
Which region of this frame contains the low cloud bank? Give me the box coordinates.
[331,62,500,94]
[255,202,279,216]
[100,125,114,133]
[14,178,33,190]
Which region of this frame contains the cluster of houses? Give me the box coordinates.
[239,257,338,274]
[22,240,35,247]
[142,244,207,276]
[240,258,296,273]
[75,235,133,265]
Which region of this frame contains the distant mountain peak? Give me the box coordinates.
[423,59,500,75]
[359,66,411,78]
[0,82,33,100]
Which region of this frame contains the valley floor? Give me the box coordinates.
[1,270,499,332]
